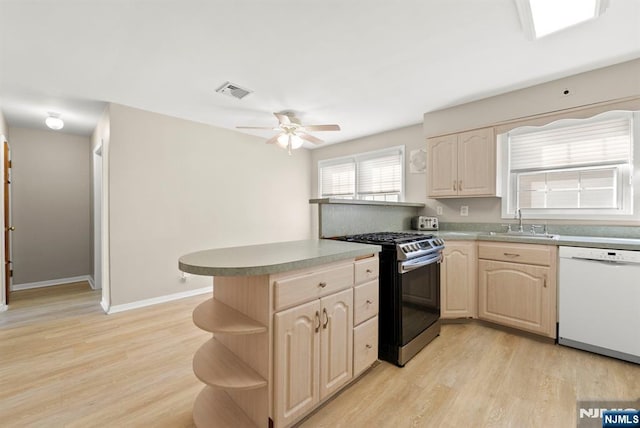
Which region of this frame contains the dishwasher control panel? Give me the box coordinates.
[559,246,640,263]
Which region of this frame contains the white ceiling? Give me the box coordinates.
[1,0,639,145]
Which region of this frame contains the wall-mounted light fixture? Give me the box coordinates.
[45,113,64,130]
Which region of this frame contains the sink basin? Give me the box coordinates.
[485,232,560,240]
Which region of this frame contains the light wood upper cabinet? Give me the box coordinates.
[441,241,477,319]
[477,242,557,338]
[427,127,498,198]
[428,134,458,197]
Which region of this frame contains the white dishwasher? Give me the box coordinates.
[558,246,640,364]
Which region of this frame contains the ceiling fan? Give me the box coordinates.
[237,112,341,154]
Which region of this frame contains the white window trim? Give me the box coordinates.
[318,145,405,202]
[500,110,638,221]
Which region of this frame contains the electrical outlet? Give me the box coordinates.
[180,272,190,282]
[460,205,469,216]
[436,206,443,215]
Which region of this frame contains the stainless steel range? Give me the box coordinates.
[336,232,444,366]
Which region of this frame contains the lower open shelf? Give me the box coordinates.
[193,386,258,428]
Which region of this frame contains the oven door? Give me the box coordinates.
[398,253,441,346]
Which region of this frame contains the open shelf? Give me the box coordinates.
[193,338,267,390]
[193,386,257,428]
[193,298,267,335]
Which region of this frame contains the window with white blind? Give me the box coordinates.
[501,111,636,219]
[318,146,404,202]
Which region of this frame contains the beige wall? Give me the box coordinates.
[309,59,640,228]
[0,109,7,139]
[311,124,426,201]
[10,127,91,284]
[107,104,312,306]
[423,58,640,224]
[309,124,426,233]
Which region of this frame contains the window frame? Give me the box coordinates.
[500,110,637,220]
[318,145,405,202]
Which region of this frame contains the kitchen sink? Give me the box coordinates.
[485,231,560,240]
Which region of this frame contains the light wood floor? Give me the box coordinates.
[1,284,638,427]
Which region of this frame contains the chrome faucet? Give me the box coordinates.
[515,208,523,232]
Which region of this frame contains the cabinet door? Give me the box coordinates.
[457,128,496,196]
[427,134,458,197]
[478,260,554,337]
[274,299,321,427]
[441,241,477,319]
[319,288,353,400]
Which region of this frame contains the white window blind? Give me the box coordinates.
[509,117,632,171]
[501,110,636,219]
[320,160,355,198]
[357,150,402,195]
[318,146,404,201]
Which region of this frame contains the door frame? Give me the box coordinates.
[92,145,103,291]
[1,136,10,311]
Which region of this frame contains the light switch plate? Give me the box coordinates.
[460,206,469,216]
[436,206,443,215]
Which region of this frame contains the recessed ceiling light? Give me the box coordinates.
[45,113,64,130]
[515,0,609,40]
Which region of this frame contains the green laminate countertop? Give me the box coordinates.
[402,230,640,251]
[179,239,382,277]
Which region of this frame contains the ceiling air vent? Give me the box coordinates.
[216,82,252,100]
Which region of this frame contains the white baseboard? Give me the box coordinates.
[11,275,93,291]
[107,287,210,314]
[0,303,7,312]
[87,276,96,289]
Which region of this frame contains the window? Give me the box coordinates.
[501,111,636,219]
[319,146,404,202]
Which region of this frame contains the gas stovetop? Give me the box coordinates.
[336,232,444,260]
[338,232,432,245]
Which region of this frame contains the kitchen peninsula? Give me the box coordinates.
[179,239,382,428]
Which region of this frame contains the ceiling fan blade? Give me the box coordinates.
[236,126,276,130]
[265,135,280,145]
[274,112,291,125]
[302,124,341,132]
[298,132,324,145]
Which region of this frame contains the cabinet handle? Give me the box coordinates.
[366,299,373,305]
[318,281,327,288]
[314,311,320,333]
[543,275,547,288]
[322,308,329,329]
[365,344,372,349]
[503,253,520,257]
[453,180,457,191]
[459,180,462,191]
[366,269,372,274]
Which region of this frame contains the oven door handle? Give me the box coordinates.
[399,253,442,274]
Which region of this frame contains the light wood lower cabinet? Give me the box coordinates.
[273,288,353,427]
[191,255,378,428]
[441,241,477,319]
[477,242,557,338]
[273,299,321,426]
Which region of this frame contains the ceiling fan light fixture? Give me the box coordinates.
[289,134,304,150]
[276,133,289,148]
[45,113,64,130]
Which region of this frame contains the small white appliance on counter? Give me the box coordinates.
[558,246,640,364]
[411,216,438,231]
